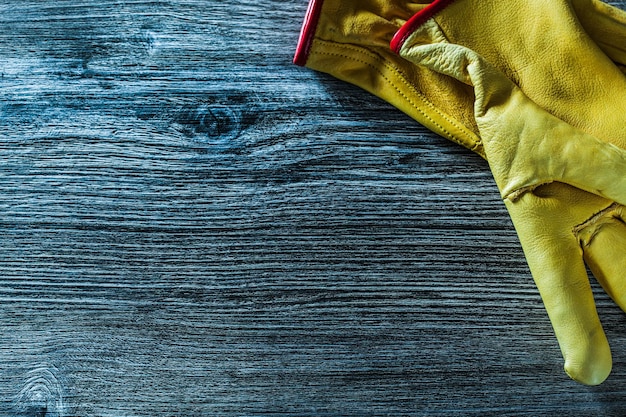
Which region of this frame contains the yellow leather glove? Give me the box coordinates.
[391,0,626,385]
[294,0,626,384]
[397,44,626,387]
[390,0,626,143]
[294,0,626,155]
[294,0,483,153]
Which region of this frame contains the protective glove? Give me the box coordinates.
[390,0,626,146]
[396,42,626,386]
[294,0,483,153]
[294,0,626,154]
[390,0,626,385]
[294,0,626,384]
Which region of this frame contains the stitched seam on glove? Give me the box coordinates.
[573,202,623,242]
[505,183,548,202]
[312,40,484,154]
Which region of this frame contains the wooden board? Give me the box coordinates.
[1,1,626,415]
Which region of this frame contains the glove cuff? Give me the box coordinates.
[293,0,325,66]
[390,0,456,53]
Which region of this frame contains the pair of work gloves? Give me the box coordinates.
[293,0,626,385]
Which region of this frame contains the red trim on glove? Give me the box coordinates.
[293,0,325,66]
[390,0,457,53]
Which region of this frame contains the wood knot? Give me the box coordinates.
[12,365,67,417]
[175,103,242,143]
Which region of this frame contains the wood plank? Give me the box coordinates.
[0,1,625,415]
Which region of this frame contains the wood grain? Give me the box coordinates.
[1,1,626,416]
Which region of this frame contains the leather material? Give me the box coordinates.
[294,0,483,155]
[392,0,626,145]
[295,0,626,156]
[393,0,626,385]
[573,0,626,70]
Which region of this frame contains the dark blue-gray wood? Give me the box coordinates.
[1,1,626,416]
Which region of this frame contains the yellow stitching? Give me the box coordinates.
[573,202,622,238]
[312,39,484,154]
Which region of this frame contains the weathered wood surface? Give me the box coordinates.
[1,1,626,415]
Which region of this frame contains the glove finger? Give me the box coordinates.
[506,189,612,385]
[574,0,626,68]
[578,204,626,309]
